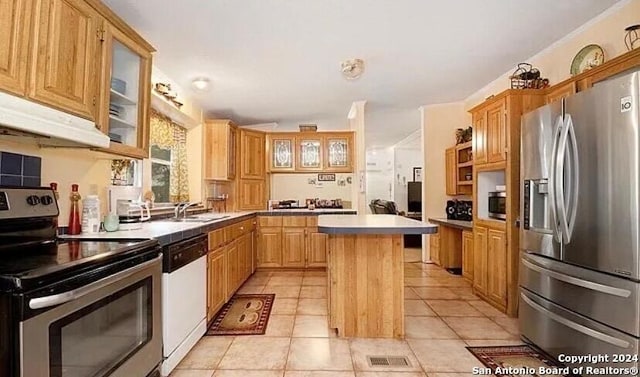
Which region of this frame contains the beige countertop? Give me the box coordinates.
[428,217,473,230]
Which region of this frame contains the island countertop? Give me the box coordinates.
[318,214,438,235]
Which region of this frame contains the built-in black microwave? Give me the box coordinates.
[488,191,507,220]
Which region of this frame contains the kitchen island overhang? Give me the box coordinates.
[318,214,438,338]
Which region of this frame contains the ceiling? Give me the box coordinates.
[105,0,619,146]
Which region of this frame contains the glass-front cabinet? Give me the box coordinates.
[297,136,323,171]
[268,132,354,172]
[98,23,152,159]
[325,133,353,172]
[269,135,295,172]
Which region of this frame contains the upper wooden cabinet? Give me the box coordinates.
[269,134,295,172]
[204,120,237,180]
[237,180,265,210]
[445,147,457,196]
[445,142,472,196]
[30,0,102,120]
[0,0,32,96]
[97,22,152,159]
[297,134,323,171]
[485,99,507,164]
[545,81,576,104]
[0,0,155,159]
[324,132,353,172]
[470,90,545,168]
[472,111,487,165]
[240,129,266,179]
[267,131,354,173]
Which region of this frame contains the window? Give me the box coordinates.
[149,109,189,204]
[150,145,171,203]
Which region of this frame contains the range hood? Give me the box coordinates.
[0,91,110,148]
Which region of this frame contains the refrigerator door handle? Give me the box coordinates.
[549,115,563,243]
[521,256,631,298]
[557,114,579,244]
[520,292,631,348]
[564,114,579,242]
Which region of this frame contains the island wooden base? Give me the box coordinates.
[327,233,405,338]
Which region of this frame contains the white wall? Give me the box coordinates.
[464,0,640,109]
[365,147,394,210]
[270,173,354,207]
[421,102,470,261]
[349,101,367,213]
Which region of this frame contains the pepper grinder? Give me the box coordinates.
[68,184,82,235]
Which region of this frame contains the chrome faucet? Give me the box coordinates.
[174,202,199,219]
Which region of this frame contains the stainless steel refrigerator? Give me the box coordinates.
[519,69,639,369]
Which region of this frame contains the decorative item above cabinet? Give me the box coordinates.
[268,131,354,173]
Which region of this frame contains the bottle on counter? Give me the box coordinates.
[68,184,82,235]
[81,195,101,234]
[50,182,59,228]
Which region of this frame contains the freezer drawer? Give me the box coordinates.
[519,289,638,371]
[520,252,640,337]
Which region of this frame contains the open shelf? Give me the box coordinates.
[109,115,136,129]
[458,181,473,185]
[110,88,137,105]
[457,161,473,168]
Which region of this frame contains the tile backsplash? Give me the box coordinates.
[0,152,42,187]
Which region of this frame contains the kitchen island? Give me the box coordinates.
[318,214,437,338]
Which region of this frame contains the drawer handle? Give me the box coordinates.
[522,257,631,298]
[520,292,630,348]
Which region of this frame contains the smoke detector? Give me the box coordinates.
[341,58,365,80]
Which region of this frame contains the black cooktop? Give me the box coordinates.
[0,239,159,292]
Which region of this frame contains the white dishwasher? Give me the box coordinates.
[160,234,208,376]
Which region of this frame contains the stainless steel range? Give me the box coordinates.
[0,186,163,377]
[519,69,639,371]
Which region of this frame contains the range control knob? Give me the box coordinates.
[40,195,54,205]
[26,195,41,206]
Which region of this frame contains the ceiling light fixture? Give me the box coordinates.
[341,58,365,80]
[191,77,211,91]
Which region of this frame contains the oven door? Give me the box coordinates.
[20,254,162,377]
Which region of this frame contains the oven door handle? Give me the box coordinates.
[29,254,162,310]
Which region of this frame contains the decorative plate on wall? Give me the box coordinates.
[570,44,605,76]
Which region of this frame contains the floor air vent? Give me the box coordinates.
[367,356,411,367]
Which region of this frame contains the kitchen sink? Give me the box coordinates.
[160,215,231,223]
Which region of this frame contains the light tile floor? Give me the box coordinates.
[171,248,523,377]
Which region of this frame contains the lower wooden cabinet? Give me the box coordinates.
[472,226,488,295]
[429,233,440,265]
[462,230,474,281]
[257,227,283,267]
[487,229,507,307]
[206,217,258,322]
[257,216,328,268]
[282,228,306,267]
[207,248,226,322]
[472,225,507,310]
[306,230,328,267]
[226,241,240,299]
